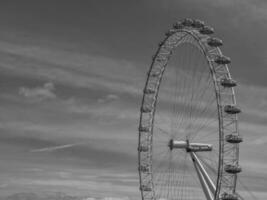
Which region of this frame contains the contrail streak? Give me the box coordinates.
[29,142,84,153]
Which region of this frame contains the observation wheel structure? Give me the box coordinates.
[138,18,243,200]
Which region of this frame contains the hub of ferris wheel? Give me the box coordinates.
[168,139,212,152]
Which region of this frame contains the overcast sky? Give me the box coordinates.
[0,1,266,200]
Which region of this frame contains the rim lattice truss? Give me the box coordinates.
[138,19,243,200]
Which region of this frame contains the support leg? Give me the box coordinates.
[191,153,214,200]
[191,152,216,194]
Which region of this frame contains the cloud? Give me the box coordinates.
[3,193,135,200]
[4,192,81,200]
[61,97,137,122]
[29,142,84,153]
[102,198,129,200]
[3,177,138,199]
[0,40,142,97]
[249,135,267,145]
[19,82,56,101]
[97,94,119,103]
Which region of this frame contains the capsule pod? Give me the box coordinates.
[220,192,238,200]
[165,31,171,37]
[144,88,156,94]
[182,18,194,26]
[141,106,153,113]
[225,134,243,143]
[150,70,161,77]
[165,29,176,37]
[199,26,214,34]
[140,185,152,192]
[224,164,242,174]
[173,21,183,29]
[158,41,164,46]
[155,56,167,62]
[207,37,223,47]
[214,55,231,65]
[138,165,149,172]
[224,105,241,114]
[139,126,150,132]
[192,19,205,28]
[221,78,237,87]
[138,145,149,152]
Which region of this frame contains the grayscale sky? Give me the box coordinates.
[0,0,266,200]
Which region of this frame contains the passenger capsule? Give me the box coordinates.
[224,105,241,114]
[150,70,161,77]
[199,26,214,34]
[182,18,194,26]
[221,78,237,87]
[158,41,164,46]
[165,29,176,37]
[165,31,171,37]
[139,126,150,132]
[207,37,223,47]
[220,192,238,200]
[144,88,156,94]
[214,55,231,65]
[155,56,167,62]
[138,145,149,152]
[138,165,149,172]
[225,134,243,143]
[140,185,152,192]
[173,21,184,29]
[192,19,205,28]
[224,164,242,174]
[141,106,153,113]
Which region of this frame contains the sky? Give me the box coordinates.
[0,0,266,200]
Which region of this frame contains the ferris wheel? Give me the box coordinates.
[138,19,243,200]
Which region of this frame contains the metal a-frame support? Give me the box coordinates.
[190,152,216,200]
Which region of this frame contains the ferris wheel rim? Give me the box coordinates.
[138,19,241,200]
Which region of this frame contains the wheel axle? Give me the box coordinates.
[168,139,212,152]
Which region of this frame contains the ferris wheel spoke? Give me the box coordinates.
[188,98,217,135]
[157,154,172,198]
[171,154,188,196]
[198,157,219,180]
[180,153,189,200]
[176,67,189,123]
[153,152,171,175]
[186,51,205,135]
[193,128,219,142]
[190,112,218,141]
[153,133,169,143]
[184,51,204,130]
[198,157,218,177]
[187,163,206,198]
[198,153,218,169]
[197,137,220,143]
[155,110,170,127]
[153,149,170,159]
[186,86,216,134]
[170,56,180,139]
[154,125,173,138]
[173,48,192,138]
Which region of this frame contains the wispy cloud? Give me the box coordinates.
[0,40,142,96]
[3,193,136,200]
[29,142,84,153]
[19,82,56,101]
[98,94,119,104]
